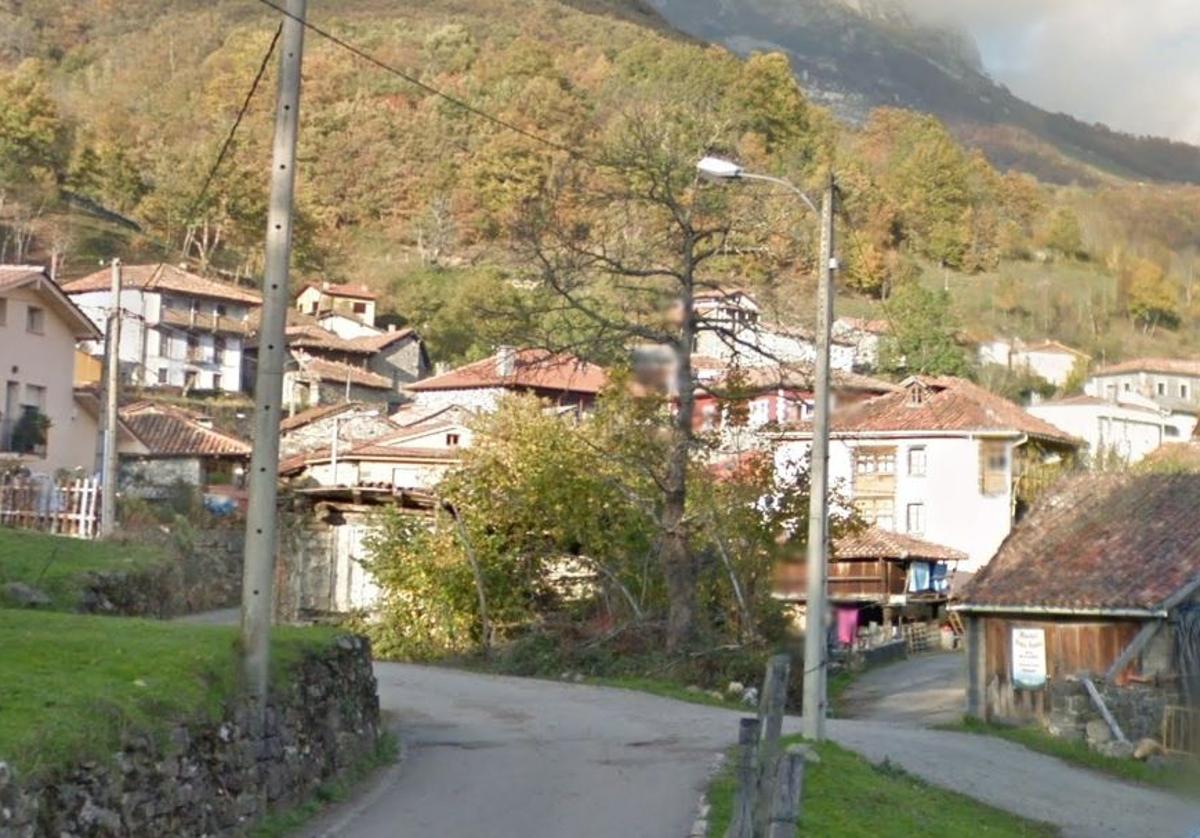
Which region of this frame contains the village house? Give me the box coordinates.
[278,402,398,460]
[405,347,607,414]
[63,263,261,393]
[832,317,889,372]
[285,355,399,410]
[955,473,1200,752]
[775,526,966,638]
[116,402,251,497]
[1028,394,1196,466]
[980,338,1089,389]
[774,376,1081,572]
[0,266,103,474]
[295,282,379,338]
[689,288,856,372]
[1085,357,1200,412]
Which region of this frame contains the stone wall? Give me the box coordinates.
[0,636,381,838]
[80,529,244,618]
[1045,678,1175,747]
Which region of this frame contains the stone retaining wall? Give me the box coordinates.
[0,635,381,837]
[1045,678,1173,745]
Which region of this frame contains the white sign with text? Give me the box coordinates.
[1012,627,1047,689]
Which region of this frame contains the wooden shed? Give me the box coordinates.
[954,473,1200,730]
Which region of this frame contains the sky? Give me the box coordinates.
[901,0,1200,145]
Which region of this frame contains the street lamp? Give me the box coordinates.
[697,155,836,742]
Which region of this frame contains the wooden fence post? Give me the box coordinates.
[754,653,792,835]
[766,746,807,838]
[726,717,761,838]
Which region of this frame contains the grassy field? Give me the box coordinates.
[0,609,335,778]
[0,528,168,610]
[705,737,1060,837]
[944,717,1197,792]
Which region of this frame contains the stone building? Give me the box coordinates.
[117,402,251,495]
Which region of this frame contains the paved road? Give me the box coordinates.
[297,662,1198,838]
[839,651,966,727]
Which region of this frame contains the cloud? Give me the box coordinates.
[900,0,1200,144]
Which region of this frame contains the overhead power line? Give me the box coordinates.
[182,22,284,227]
[251,0,583,159]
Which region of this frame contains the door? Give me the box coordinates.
[2,381,17,449]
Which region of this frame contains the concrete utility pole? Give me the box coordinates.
[99,258,122,538]
[241,0,306,709]
[802,172,837,742]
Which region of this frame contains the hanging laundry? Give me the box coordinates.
[836,607,859,646]
[932,562,950,594]
[907,561,932,593]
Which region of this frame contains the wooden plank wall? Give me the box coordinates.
[983,617,1142,722]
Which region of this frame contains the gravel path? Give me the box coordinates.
[292,662,1198,838]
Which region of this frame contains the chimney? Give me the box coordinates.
[496,345,516,377]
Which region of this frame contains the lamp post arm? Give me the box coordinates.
[735,172,820,215]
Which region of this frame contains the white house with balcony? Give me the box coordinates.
[775,377,1081,572]
[0,265,102,473]
[63,264,261,393]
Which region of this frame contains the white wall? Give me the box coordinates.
[1029,402,1193,465]
[775,433,1018,573]
[318,313,380,340]
[1016,350,1078,388]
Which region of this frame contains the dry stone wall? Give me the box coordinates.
[0,636,380,838]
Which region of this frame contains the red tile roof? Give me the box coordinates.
[279,401,374,433]
[407,349,607,394]
[347,328,418,353]
[63,264,262,305]
[1093,357,1200,377]
[298,356,394,390]
[834,527,966,563]
[789,376,1079,445]
[120,404,251,457]
[301,282,377,300]
[959,473,1200,612]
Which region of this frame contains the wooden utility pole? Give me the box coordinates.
[99,258,122,538]
[802,172,837,742]
[241,0,306,710]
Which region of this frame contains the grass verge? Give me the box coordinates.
[942,717,1194,792]
[0,527,167,610]
[705,737,1060,837]
[250,733,400,838]
[0,608,336,778]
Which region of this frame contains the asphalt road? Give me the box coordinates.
[838,651,966,726]
[296,662,1199,838]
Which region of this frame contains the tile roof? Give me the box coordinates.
[279,441,460,474]
[959,473,1200,612]
[302,282,377,300]
[0,265,101,339]
[722,364,899,395]
[407,349,607,394]
[119,404,251,457]
[1093,357,1200,377]
[63,264,262,305]
[279,401,374,433]
[347,328,418,353]
[297,356,394,390]
[284,323,374,354]
[834,527,967,562]
[787,376,1079,445]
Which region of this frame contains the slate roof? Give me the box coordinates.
[788,376,1079,445]
[834,527,967,563]
[407,349,607,394]
[119,404,251,458]
[298,356,394,390]
[959,473,1200,613]
[63,264,262,305]
[1093,357,1200,377]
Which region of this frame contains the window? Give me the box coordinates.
[0,298,6,326]
[157,368,168,385]
[749,399,770,428]
[1157,382,1167,396]
[212,373,223,392]
[907,446,927,477]
[25,305,44,334]
[855,497,895,531]
[1182,384,1191,400]
[1123,382,1131,392]
[353,301,367,315]
[184,370,198,391]
[446,433,461,447]
[1166,425,1181,438]
[906,503,925,536]
[980,441,1009,496]
[214,336,227,365]
[216,304,227,317]
[854,448,896,476]
[23,384,45,410]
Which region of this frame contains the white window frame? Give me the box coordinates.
[25,305,44,334]
[906,502,925,536]
[907,446,927,477]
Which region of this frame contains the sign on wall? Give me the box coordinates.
[1012,627,1047,689]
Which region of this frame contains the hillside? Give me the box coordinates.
[644,0,1200,186]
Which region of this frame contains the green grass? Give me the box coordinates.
[943,717,1195,792]
[706,737,1060,837]
[0,609,336,778]
[250,733,400,838]
[0,527,168,610]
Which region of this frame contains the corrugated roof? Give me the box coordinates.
[119,404,251,457]
[834,527,967,562]
[959,473,1200,612]
[1093,357,1200,377]
[788,376,1080,445]
[63,264,262,305]
[407,349,607,394]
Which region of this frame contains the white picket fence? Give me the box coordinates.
[0,477,102,539]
